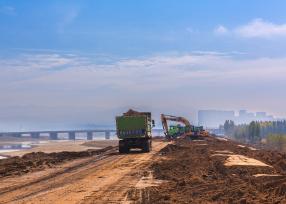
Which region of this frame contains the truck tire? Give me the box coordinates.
[119,145,125,153]
[142,139,150,152]
[119,140,129,153]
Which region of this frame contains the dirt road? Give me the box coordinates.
[0,140,168,204]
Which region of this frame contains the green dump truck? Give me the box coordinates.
[116,109,155,153]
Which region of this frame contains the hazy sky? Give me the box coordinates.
[1,0,286,130]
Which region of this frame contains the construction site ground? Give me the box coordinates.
[138,137,286,204]
[0,137,286,204]
[0,140,168,204]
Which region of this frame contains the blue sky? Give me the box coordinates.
[1,0,286,130]
[2,0,286,56]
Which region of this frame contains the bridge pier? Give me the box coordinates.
[68,132,76,140]
[50,132,58,140]
[105,131,110,140]
[87,132,93,140]
[31,132,40,139]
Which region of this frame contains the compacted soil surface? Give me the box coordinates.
[1,137,286,204]
[0,140,168,204]
[130,137,286,204]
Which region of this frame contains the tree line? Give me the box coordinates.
[222,120,286,143]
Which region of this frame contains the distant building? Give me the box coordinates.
[256,112,266,118]
[198,109,276,128]
[239,110,247,116]
[255,112,274,122]
[236,110,255,124]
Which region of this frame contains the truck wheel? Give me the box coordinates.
[119,140,128,153]
[142,139,150,152]
[119,145,125,153]
[149,140,152,151]
[125,147,130,153]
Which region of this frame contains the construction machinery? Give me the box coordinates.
[161,114,208,139]
[193,126,209,137]
[161,114,192,139]
[116,109,155,153]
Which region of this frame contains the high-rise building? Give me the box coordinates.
[198,110,235,128]
[239,110,247,117]
[256,112,266,118]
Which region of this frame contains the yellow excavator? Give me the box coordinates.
[161,114,208,140]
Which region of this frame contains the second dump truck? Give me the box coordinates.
[116,109,155,153]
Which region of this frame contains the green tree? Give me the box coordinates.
[267,134,286,151]
[224,120,235,136]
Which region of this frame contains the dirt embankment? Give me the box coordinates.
[0,146,114,178]
[132,137,286,204]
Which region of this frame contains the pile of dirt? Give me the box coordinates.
[0,146,114,178]
[158,143,188,155]
[123,109,149,116]
[138,137,286,203]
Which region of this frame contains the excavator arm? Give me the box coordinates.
[161,114,192,139]
[161,114,191,126]
[161,114,169,137]
[161,114,209,139]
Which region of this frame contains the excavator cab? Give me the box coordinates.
[168,125,185,139]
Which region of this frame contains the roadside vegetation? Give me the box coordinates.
[266,134,286,151]
[223,120,286,151]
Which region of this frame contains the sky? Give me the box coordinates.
[1,0,286,130]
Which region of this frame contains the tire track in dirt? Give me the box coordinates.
[0,141,168,204]
[0,148,117,196]
[80,141,168,204]
[0,148,121,204]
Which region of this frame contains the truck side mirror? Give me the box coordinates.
[152,120,155,127]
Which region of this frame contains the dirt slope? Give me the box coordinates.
[133,137,286,204]
[0,146,114,178]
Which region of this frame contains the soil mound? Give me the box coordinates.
[137,137,286,203]
[0,146,113,178]
[159,144,188,155]
[123,109,147,116]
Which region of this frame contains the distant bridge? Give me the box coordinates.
[0,129,116,140]
[0,129,164,140]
